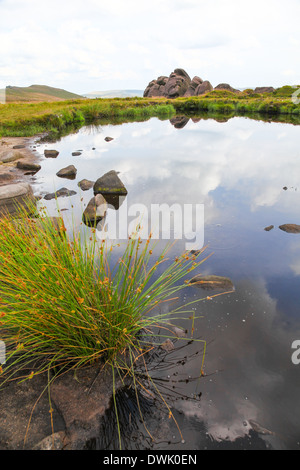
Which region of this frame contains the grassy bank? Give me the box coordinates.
[0,98,175,138]
[0,85,299,138]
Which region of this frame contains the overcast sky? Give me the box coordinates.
[0,0,299,94]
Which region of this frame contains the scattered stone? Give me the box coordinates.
[82,194,107,226]
[160,338,175,352]
[77,179,95,191]
[56,165,77,179]
[44,188,77,200]
[264,225,274,231]
[283,186,288,190]
[93,170,128,196]
[44,149,59,158]
[189,274,234,291]
[104,137,113,142]
[16,161,41,172]
[279,224,300,234]
[72,151,82,156]
[0,182,36,217]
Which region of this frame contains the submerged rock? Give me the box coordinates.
[279,224,300,234]
[77,179,94,191]
[93,170,128,196]
[104,137,113,142]
[189,274,234,291]
[56,165,77,179]
[264,225,274,231]
[16,161,41,172]
[44,187,77,200]
[44,149,59,158]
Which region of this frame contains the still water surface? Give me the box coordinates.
[31,115,300,450]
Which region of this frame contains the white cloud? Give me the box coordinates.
[0,0,299,93]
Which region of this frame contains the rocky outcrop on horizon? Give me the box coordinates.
[144,68,276,98]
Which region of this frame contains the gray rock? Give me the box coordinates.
[264,225,274,231]
[44,188,77,200]
[0,182,36,217]
[144,68,191,98]
[56,165,77,179]
[82,194,107,226]
[184,76,204,97]
[189,274,234,291]
[44,149,59,158]
[254,87,275,94]
[214,83,241,93]
[0,151,24,163]
[77,179,95,191]
[72,151,82,156]
[16,161,41,172]
[93,170,128,196]
[195,80,213,95]
[12,144,26,149]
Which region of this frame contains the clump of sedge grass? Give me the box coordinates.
[0,203,208,389]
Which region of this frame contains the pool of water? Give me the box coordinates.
[31,115,300,450]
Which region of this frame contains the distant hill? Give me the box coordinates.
[5,84,85,102]
[83,90,144,99]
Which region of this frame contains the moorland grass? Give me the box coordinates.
[0,86,299,139]
[0,202,213,444]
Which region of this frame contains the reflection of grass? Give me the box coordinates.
[0,203,210,447]
[1,87,299,138]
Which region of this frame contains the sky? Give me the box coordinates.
[0,0,300,95]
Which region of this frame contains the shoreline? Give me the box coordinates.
[0,135,43,186]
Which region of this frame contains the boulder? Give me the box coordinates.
[214,83,241,93]
[195,80,213,95]
[82,194,107,226]
[184,76,204,97]
[56,165,77,179]
[0,182,36,217]
[16,161,41,172]
[279,224,300,234]
[0,151,24,163]
[144,68,191,99]
[77,179,94,191]
[93,170,128,196]
[254,87,275,94]
[44,187,77,200]
[44,149,59,158]
[189,274,234,291]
